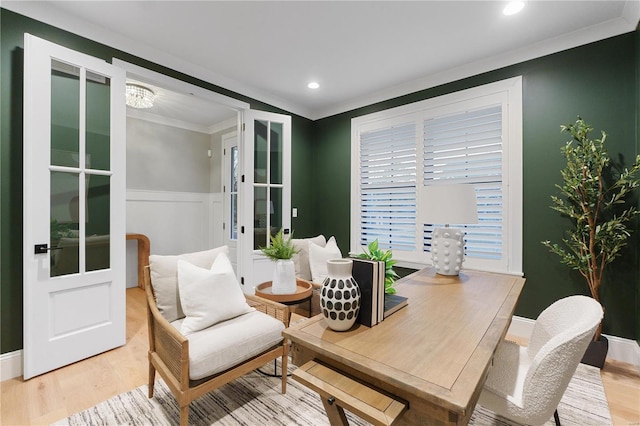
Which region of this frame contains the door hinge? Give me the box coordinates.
[223,222,226,230]
[241,226,245,234]
[241,175,245,183]
[242,122,246,131]
[241,277,245,285]
[223,185,226,193]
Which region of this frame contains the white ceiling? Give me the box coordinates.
[5,1,639,126]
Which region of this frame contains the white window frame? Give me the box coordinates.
[351,77,522,275]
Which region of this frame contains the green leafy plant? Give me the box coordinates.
[259,228,298,260]
[356,239,400,294]
[542,117,640,339]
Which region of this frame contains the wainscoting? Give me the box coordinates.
[125,189,223,287]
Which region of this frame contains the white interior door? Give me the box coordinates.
[23,34,126,379]
[223,131,239,272]
[239,110,291,293]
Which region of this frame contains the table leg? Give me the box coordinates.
[322,397,350,426]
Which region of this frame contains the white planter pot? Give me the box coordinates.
[271,259,297,294]
[320,259,361,331]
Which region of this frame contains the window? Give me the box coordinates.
[351,77,522,275]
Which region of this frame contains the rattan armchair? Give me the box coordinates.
[144,266,290,426]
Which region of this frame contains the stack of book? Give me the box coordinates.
[352,258,407,327]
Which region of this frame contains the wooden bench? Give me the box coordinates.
[292,360,408,426]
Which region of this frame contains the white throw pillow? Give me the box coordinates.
[177,252,253,335]
[292,235,326,281]
[149,246,229,322]
[309,236,342,284]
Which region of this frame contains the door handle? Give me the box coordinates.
[34,244,63,254]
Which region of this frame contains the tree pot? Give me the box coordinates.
[580,335,608,369]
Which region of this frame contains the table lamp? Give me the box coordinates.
[419,184,478,276]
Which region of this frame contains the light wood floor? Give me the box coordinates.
[1,288,639,425]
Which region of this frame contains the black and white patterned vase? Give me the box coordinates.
[320,259,361,331]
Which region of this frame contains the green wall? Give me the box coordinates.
[1,8,638,356]
[0,9,315,354]
[312,32,640,340]
[636,24,640,345]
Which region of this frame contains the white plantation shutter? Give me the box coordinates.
[351,77,522,274]
[359,123,416,251]
[423,105,503,261]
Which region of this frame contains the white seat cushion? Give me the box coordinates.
[171,310,285,380]
[482,340,530,406]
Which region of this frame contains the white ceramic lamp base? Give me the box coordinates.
[431,227,465,276]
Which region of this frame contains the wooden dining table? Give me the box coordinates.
[283,266,525,425]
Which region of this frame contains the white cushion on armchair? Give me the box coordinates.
[292,235,326,281]
[309,236,342,283]
[171,311,284,380]
[149,246,229,322]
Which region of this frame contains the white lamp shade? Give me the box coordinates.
[419,184,478,225]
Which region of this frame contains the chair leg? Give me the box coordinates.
[148,363,156,398]
[179,403,189,426]
[554,409,561,426]
[281,344,289,394]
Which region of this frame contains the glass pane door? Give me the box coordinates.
[253,119,285,249]
[49,59,112,277]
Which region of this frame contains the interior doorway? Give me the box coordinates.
[112,60,249,287]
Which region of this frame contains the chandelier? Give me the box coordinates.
[125,84,155,108]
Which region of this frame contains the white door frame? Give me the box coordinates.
[239,110,292,293]
[111,60,249,113]
[222,130,239,272]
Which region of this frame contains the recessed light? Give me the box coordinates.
[307,82,320,89]
[503,1,525,15]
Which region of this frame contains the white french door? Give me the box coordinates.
[239,110,292,293]
[223,131,239,272]
[23,34,126,379]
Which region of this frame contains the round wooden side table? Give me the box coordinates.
[256,278,313,317]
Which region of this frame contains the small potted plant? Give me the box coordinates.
[260,228,299,294]
[355,239,400,294]
[542,117,640,367]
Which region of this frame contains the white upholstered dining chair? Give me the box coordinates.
[478,295,603,426]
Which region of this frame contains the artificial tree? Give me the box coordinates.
[542,117,640,340]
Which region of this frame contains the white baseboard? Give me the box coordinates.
[0,350,23,381]
[508,315,640,372]
[3,317,638,381]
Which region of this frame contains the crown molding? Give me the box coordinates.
[4,1,638,122]
[310,12,639,120]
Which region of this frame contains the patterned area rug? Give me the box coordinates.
[54,362,611,426]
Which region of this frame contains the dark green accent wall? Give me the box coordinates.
[636,23,640,345]
[0,9,315,354]
[312,32,640,340]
